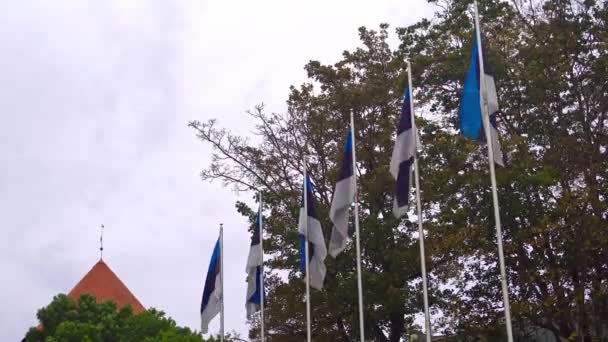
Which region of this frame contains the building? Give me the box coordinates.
[66,259,145,313]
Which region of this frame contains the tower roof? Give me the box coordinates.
[67,260,145,314]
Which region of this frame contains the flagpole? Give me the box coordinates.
[473,2,513,341]
[303,158,312,342]
[258,192,265,342]
[349,112,366,342]
[219,223,225,342]
[407,60,432,342]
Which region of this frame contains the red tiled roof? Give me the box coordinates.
[67,260,145,314]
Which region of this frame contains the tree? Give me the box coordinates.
[190,0,608,341]
[191,23,421,341]
[23,294,209,342]
[400,0,608,340]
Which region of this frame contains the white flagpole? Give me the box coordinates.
[303,159,312,342]
[473,2,513,341]
[407,60,432,342]
[349,112,366,342]
[219,223,225,342]
[258,192,265,342]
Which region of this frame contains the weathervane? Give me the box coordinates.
[100,224,104,260]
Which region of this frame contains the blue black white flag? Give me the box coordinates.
[299,175,327,290]
[459,30,504,166]
[200,237,221,334]
[390,86,417,218]
[245,212,264,319]
[329,129,355,258]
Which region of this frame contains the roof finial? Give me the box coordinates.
[100,224,104,260]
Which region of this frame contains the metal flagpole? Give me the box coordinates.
[219,223,225,342]
[473,2,513,341]
[303,158,312,342]
[349,112,366,342]
[258,192,265,342]
[407,60,432,342]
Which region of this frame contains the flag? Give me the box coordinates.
[458,30,504,166]
[299,175,327,290]
[328,129,355,258]
[390,86,417,218]
[245,211,264,319]
[200,238,221,334]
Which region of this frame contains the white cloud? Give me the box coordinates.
[0,0,434,340]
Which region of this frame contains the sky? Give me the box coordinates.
[0,0,435,340]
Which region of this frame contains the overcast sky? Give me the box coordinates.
[0,0,435,340]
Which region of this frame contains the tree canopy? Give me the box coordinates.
[190,0,608,340]
[23,294,217,342]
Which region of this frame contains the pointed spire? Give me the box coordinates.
[68,260,145,313]
[99,224,104,260]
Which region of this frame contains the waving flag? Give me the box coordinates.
[200,237,221,334]
[390,86,417,218]
[328,129,355,258]
[459,30,504,166]
[245,212,264,319]
[299,175,327,290]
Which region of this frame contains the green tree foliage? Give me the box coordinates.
[190,0,607,340]
[23,294,208,342]
[401,0,608,340]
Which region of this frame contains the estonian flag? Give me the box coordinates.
[458,30,504,166]
[200,237,221,334]
[328,129,355,258]
[245,211,264,319]
[390,86,417,218]
[299,175,327,290]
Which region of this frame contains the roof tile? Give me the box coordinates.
[67,260,145,314]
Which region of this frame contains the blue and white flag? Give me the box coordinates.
[200,238,221,334]
[299,175,327,290]
[459,30,504,166]
[390,86,417,218]
[329,129,355,258]
[245,212,264,319]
